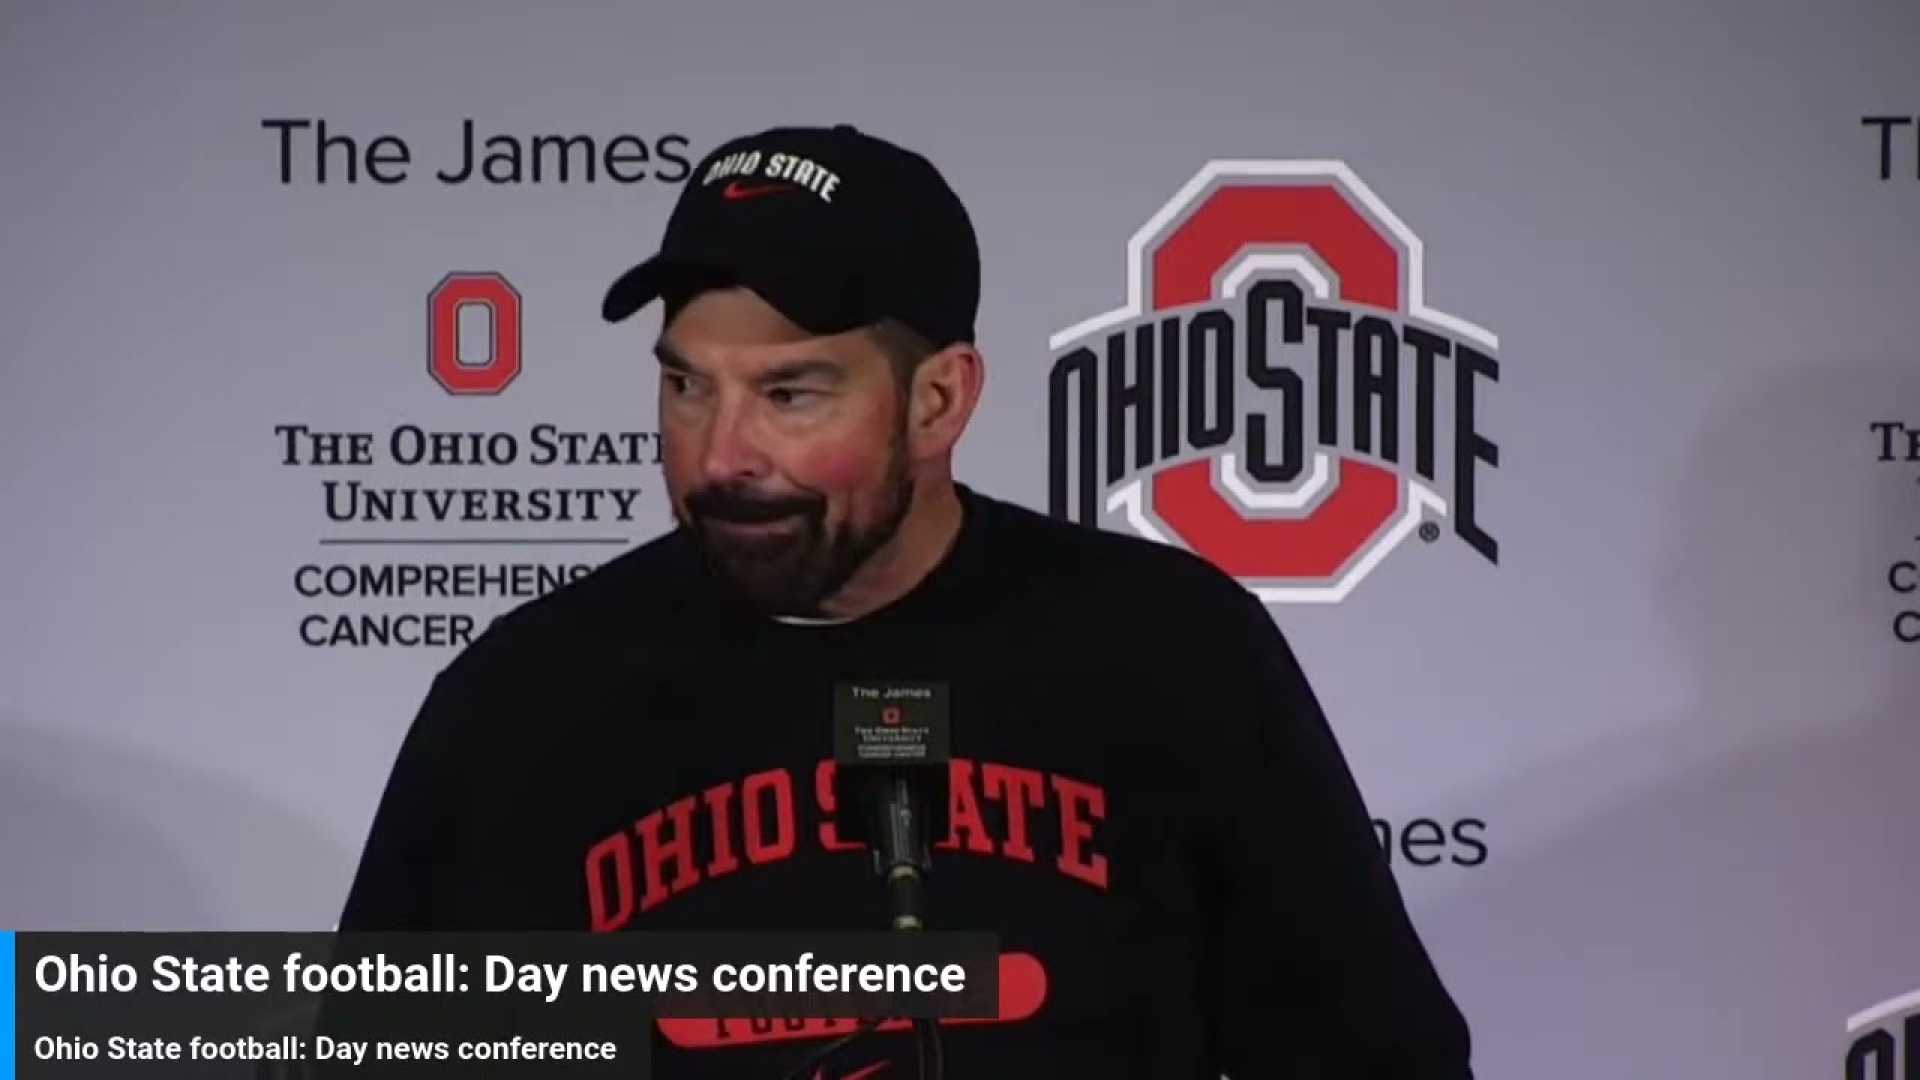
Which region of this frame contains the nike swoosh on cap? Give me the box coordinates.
[722,180,795,200]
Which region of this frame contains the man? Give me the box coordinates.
[339,124,1473,1077]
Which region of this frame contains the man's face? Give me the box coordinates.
[654,286,915,616]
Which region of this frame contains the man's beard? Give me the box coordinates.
[680,427,915,618]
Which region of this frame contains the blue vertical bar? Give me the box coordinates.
[0,931,14,1080]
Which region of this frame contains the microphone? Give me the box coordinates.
[795,683,951,1079]
[830,681,952,930]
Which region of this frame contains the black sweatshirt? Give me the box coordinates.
[338,482,1473,1078]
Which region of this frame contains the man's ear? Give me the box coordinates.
[907,342,985,459]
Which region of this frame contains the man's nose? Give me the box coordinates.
[699,395,771,484]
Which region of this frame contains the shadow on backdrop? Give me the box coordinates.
[1418,355,1920,1078]
[0,709,348,929]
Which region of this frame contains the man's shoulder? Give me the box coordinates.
[435,526,701,685]
[970,486,1260,620]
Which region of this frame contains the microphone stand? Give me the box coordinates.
[777,774,946,1080]
[877,776,945,1080]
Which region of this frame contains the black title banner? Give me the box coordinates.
[13,931,998,1077]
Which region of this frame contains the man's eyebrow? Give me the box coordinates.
[756,358,846,384]
[652,340,691,372]
[650,342,845,384]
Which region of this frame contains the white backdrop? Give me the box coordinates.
[3,1,1917,1075]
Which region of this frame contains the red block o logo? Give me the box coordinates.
[881,706,902,726]
[428,272,522,395]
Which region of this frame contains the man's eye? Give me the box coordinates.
[768,387,824,407]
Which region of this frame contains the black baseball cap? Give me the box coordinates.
[601,124,979,348]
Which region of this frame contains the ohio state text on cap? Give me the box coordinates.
[601,123,980,348]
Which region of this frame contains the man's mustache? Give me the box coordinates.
[685,487,823,524]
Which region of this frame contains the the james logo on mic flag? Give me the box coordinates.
[830,681,951,848]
